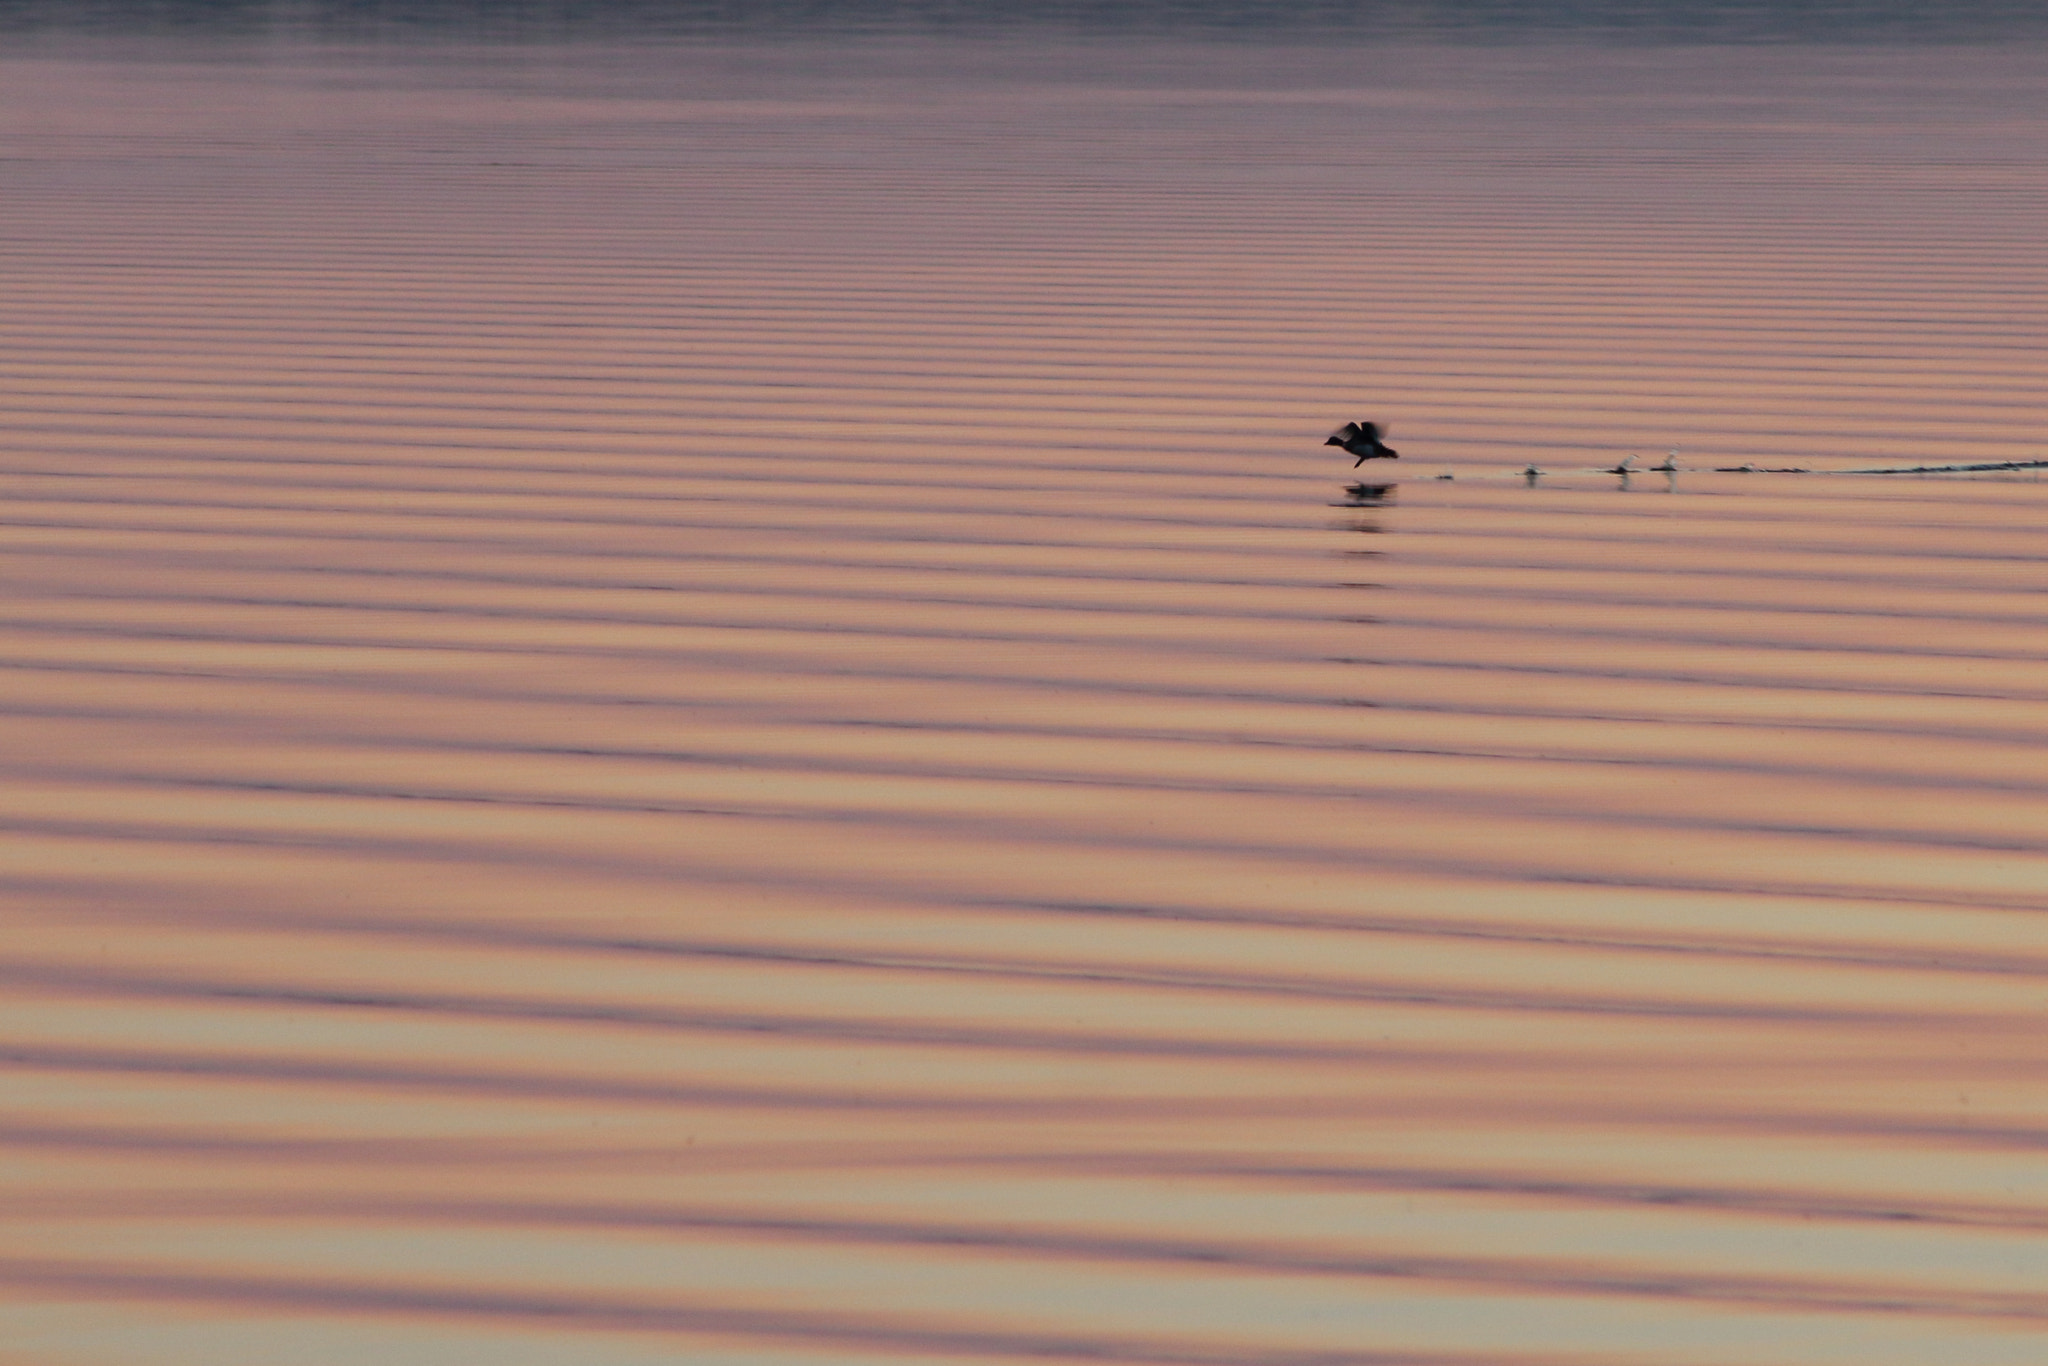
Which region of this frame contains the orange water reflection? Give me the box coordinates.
[2,33,2047,1366]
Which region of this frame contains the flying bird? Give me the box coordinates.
[1326,421,1399,465]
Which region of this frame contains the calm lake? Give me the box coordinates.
[2,11,2046,1365]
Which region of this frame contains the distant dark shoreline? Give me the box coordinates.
[7,0,2048,43]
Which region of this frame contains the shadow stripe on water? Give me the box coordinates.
[6,1122,2045,1236]
[5,808,2044,921]
[10,1195,2048,1324]
[12,653,2048,758]
[15,587,2048,683]
[23,870,2048,982]
[17,478,2048,560]
[0,897,2030,1031]
[0,1258,1593,1366]
[6,1042,2048,1152]
[15,538,2048,635]
[12,758,2048,867]
[14,506,2048,606]
[15,619,2048,726]
[12,957,2036,1062]
[9,696,2048,803]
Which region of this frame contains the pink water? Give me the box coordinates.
[2,33,2046,1366]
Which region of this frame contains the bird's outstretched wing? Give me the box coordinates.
[1327,421,1364,444]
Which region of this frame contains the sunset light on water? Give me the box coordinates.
[2,8,2046,1363]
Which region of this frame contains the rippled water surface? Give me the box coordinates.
[3,29,2047,1366]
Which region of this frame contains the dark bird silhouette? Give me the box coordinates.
[1326,421,1399,466]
